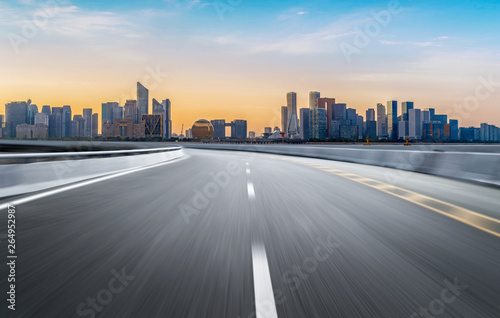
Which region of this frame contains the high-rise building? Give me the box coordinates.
[332,103,346,121]
[281,106,288,135]
[34,113,49,126]
[41,105,51,115]
[364,121,377,139]
[248,131,256,138]
[287,92,299,136]
[124,100,137,122]
[142,114,163,138]
[366,108,375,122]
[102,102,119,126]
[137,82,149,123]
[161,99,172,139]
[408,109,422,139]
[387,101,398,140]
[310,108,327,139]
[92,113,98,137]
[299,108,310,139]
[346,108,357,125]
[450,119,459,140]
[211,120,226,139]
[318,98,336,136]
[5,101,28,138]
[231,120,247,139]
[309,91,320,109]
[401,101,414,121]
[72,114,85,137]
[82,108,93,138]
[376,103,387,138]
[62,105,72,138]
[398,121,408,139]
[357,115,364,139]
[51,107,63,138]
[264,127,272,134]
[27,102,38,125]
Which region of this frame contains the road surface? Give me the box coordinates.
[0,149,499,317]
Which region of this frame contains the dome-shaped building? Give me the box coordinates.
[191,119,214,139]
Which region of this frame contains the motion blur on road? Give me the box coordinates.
[1,147,499,317]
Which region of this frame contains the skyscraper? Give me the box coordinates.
[62,105,72,138]
[124,100,137,122]
[91,113,98,137]
[51,107,62,138]
[27,101,38,125]
[299,108,310,139]
[366,108,375,122]
[401,101,414,121]
[211,120,226,139]
[231,120,247,139]
[450,119,459,140]
[387,101,398,140]
[376,103,387,138]
[137,82,149,123]
[310,108,327,139]
[287,92,299,136]
[318,98,336,136]
[408,108,422,139]
[281,106,288,135]
[83,108,92,138]
[41,105,51,115]
[162,99,172,139]
[102,102,119,125]
[34,113,49,126]
[5,101,28,138]
[309,91,320,108]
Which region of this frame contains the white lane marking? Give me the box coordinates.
[0,156,189,210]
[246,162,250,166]
[246,168,251,174]
[247,182,256,200]
[252,243,278,318]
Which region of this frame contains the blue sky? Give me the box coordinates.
[1,0,499,133]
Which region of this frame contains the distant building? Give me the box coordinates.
[377,103,387,138]
[387,101,398,140]
[281,106,288,135]
[299,108,310,140]
[398,121,408,139]
[192,119,214,139]
[137,82,149,123]
[5,101,27,138]
[309,108,327,139]
[34,113,49,126]
[318,98,336,136]
[364,121,377,139]
[401,101,414,121]
[162,99,172,139]
[102,102,119,125]
[366,108,375,122]
[248,131,256,138]
[41,105,51,115]
[142,114,163,138]
[50,107,62,138]
[408,109,422,139]
[27,102,38,125]
[449,119,459,140]
[83,108,92,138]
[287,92,299,136]
[16,123,32,139]
[231,120,247,139]
[124,100,137,122]
[91,113,98,137]
[62,105,72,138]
[211,119,226,139]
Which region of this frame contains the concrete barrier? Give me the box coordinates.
[179,144,500,187]
[0,147,183,198]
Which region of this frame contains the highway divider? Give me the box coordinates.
[179,144,500,187]
[0,147,183,198]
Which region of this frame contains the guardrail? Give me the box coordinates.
[179,143,500,187]
[0,146,184,198]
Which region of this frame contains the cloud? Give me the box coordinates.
[379,40,439,47]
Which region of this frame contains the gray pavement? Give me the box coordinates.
[0,149,499,317]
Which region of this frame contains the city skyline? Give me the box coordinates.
[1,0,500,134]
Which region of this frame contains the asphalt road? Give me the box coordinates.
[0,149,499,317]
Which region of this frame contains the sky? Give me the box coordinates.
[1,0,500,135]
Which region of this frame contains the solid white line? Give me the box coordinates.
[0,156,189,210]
[247,182,256,200]
[252,242,278,318]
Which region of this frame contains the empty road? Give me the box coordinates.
[1,149,499,317]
